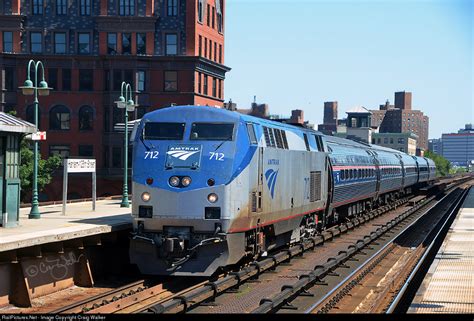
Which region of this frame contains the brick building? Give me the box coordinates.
[0,0,230,201]
[370,91,429,151]
[317,101,337,135]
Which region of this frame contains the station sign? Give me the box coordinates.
[65,159,96,173]
[63,158,96,215]
[31,131,47,141]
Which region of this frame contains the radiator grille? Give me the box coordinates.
[310,171,322,202]
[251,191,257,212]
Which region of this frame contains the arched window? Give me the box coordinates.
[79,105,94,130]
[26,104,41,129]
[49,105,70,130]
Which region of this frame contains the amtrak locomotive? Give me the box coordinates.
[130,106,436,276]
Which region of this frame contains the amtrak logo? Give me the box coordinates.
[166,150,199,160]
[265,169,279,199]
[166,145,202,169]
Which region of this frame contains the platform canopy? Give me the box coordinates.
[0,112,36,134]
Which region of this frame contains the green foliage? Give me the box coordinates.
[19,139,62,200]
[424,150,451,177]
[448,166,467,175]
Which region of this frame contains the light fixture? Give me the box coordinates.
[169,176,180,187]
[181,176,192,187]
[207,193,218,203]
[37,80,51,96]
[115,95,126,108]
[141,192,151,202]
[19,79,34,96]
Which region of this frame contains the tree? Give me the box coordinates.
[19,139,62,201]
[424,150,451,177]
[6,110,62,201]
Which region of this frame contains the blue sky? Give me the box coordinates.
[224,0,473,139]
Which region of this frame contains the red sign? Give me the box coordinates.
[31,131,47,141]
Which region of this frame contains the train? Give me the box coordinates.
[129,106,436,276]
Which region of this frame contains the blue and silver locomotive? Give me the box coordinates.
[130,106,435,276]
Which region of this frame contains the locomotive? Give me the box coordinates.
[129,106,436,276]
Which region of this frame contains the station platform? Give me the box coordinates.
[0,199,132,253]
[408,187,474,313]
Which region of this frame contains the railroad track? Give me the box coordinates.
[50,175,471,314]
[144,178,469,314]
[250,182,471,313]
[51,278,206,314]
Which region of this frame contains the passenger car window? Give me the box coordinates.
[144,122,185,140]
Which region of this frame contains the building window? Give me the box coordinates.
[56,0,66,14]
[165,33,177,55]
[112,147,121,167]
[212,6,215,28]
[136,33,146,55]
[113,70,122,90]
[398,138,405,144]
[390,138,394,144]
[30,32,42,53]
[206,4,210,26]
[218,79,222,98]
[137,71,145,91]
[79,69,93,91]
[123,69,133,85]
[384,137,388,144]
[49,145,70,158]
[32,0,43,14]
[203,74,208,95]
[54,32,66,54]
[79,105,94,130]
[122,33,131,54]
[197,72,201,94]
[204,37,207,57]
[107,33,117,54]
[78,145,93,157]
[62,68,71,91]
[26,104,40,128]
[167,0,177,16]
[80,0,91,15]
[49,105,70,130]
[214,42,217,62]
[164,71,177,92]
[198,35,202,56]
[78,33,90,54]
[212,77,216,97]
[197,0,204,22]
[104,69,110,91]
[119,0,134,16]
[216,0,223,33]
[219,44,222,63]
[137,106,147,119]
[48,68,58,91]
[2,32,13,52]
[209,40,213,60]
[4,67,14,91]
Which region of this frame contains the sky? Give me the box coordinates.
[223,0,473,139]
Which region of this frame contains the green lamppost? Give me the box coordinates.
[19,60,52,219]
[115,82,137,208]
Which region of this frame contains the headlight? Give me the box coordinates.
[181,176,192,187]
[207,193,218,203]
[141,192,151,202]
[169,176,180,187]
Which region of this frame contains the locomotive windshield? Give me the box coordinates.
[189,123,234,140]
[144,122,185,140]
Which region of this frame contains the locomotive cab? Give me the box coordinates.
[130,106,252,275]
